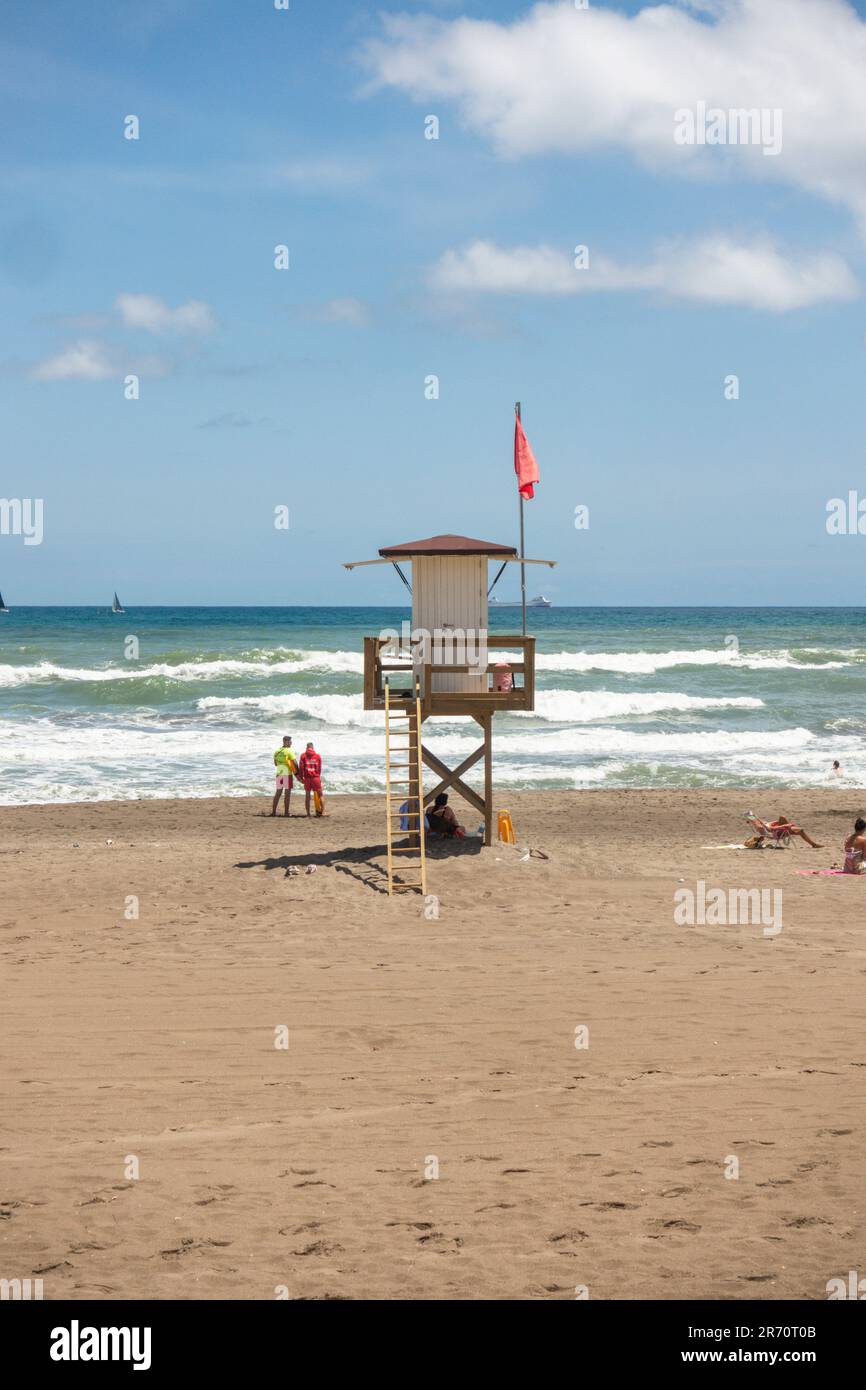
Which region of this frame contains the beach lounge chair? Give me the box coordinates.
[744,814,791,849]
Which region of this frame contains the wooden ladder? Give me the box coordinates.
[384,679,427,897]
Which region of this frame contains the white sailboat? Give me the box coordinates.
[112,591,125,614]
[0,590,8,613]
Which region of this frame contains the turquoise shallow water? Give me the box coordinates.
[0,606,864,803]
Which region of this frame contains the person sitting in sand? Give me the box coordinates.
[843,817,866,873]
[427,793,465,838]
[298,741,324,818]
[271,735,297,818]
[768,814,822,849]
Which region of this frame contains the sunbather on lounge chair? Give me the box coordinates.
[768,814,821,848]
[744,812,821,849]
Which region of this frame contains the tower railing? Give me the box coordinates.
[363,634,535,715]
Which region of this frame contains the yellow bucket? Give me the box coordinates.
[497,810,515,844]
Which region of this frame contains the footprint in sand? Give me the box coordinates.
[650,1218,701,1234]
[158,1237,231,1260]
[417,1231,463,1250]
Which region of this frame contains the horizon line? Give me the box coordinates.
[3,603,866,612]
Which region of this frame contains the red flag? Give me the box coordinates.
[514,415,539,500]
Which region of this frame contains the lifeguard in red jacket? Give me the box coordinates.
[298,742,324,818]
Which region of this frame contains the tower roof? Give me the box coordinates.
[379,533,517,558]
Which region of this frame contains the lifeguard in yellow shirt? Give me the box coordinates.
[271,735,298,818]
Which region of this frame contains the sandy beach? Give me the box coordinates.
[1,788,863,1301]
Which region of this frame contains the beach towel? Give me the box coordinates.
[796,868,853,876]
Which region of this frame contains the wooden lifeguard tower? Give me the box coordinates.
[344,534,555,884]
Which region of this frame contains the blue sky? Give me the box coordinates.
[3,0,866,605]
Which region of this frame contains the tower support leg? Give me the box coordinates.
[481,714,493,846]
[421,713,495,845]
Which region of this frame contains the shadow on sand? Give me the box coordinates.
[235,837,483,895]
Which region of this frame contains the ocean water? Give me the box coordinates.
[0,606,864,805]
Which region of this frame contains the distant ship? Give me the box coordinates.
[0,590,8,613]
[111,591,125,614]
[489,594,551,608]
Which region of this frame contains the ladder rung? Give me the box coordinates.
[385,688,425,895]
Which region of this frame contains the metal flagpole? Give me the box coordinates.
[516,401,527,637]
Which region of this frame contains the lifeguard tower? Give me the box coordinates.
[344,533,555,890]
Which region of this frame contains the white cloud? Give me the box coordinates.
[115,293,216,335]
[301,297,372,326]
[362,0,866,232]
[31,339,116,381]
[434,242,578,295]
[30,338,171,382]
[431,236,860,311]
[278,158,370,192]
